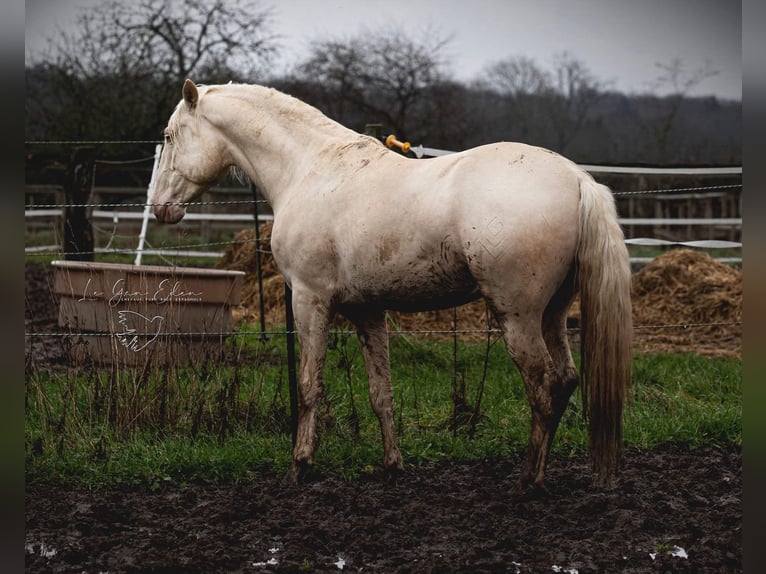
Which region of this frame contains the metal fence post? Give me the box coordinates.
[250,182,267,340]
[284,282,299,447]
[62,147,96,261]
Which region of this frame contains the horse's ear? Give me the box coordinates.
[182,79,199,109]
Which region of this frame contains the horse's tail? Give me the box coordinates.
[575,172,633,486]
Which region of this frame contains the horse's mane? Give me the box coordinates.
[229,165,249,185]
[165,82,384,185]
[211,83,340,131]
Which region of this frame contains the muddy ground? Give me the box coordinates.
[26,447,741,573]
[25,258,742,572]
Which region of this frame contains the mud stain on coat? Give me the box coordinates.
[377,235,401,264]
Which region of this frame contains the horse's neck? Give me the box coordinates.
[208,85,368,210]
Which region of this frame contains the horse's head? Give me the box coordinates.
[153,79,231,224]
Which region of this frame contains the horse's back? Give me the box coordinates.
[425,142,582,205]
[274,141,583,313]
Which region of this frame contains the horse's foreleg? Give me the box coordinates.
[288,292,331,483]
[352,310,404,475]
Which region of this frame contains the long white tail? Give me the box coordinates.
[576,173,633,486]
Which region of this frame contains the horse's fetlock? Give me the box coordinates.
[384,447,404,471]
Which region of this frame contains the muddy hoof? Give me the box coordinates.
[514,480,550,501]
[285,460,315,485]
[385,464,403,484]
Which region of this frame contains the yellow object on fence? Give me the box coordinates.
[385,134,411,154]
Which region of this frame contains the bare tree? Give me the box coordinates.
[293,28,452,140]
[545,52,606,153]
[26,0,277,142]
[480,55,550,143]
[483,56,548,96]
[478,53,605,153]
[65,0,277,82]
[647,57,719,162]
[292,40,367,125]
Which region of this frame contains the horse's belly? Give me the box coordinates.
[383,289,482,312]
[344,257,480,312]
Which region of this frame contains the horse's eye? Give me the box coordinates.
[164,132,173,144]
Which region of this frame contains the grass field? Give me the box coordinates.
[24,328,741,489]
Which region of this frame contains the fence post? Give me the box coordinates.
[284,283,299,447]
[251,182,267,340]
[62,147,96,261]
[135,144,163,265]
[365,123,383,140]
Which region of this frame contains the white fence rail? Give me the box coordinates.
[24,154,742,262]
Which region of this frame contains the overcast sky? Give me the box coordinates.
[26,0,742,100]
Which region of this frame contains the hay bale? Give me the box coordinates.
[217,223,279,278]
[630,249,741,356]
[217,223,286,326]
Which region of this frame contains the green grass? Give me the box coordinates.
[627,352,741,447]
[25,330,741,488]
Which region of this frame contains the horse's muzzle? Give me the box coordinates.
[153,203,187,224]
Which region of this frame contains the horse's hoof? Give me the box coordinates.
[514,477,549,500]
[283,467,300,487]
[592,470,619,490]
[285,460,314,485]
[385,463,404,484]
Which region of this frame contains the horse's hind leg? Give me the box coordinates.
[348,309,404,475]
[542,273,579,429]
[498,310,576,491]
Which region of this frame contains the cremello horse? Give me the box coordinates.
[154,80,632,489]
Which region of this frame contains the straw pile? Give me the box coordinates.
[629,248,742,356]
[217,223,287,327]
